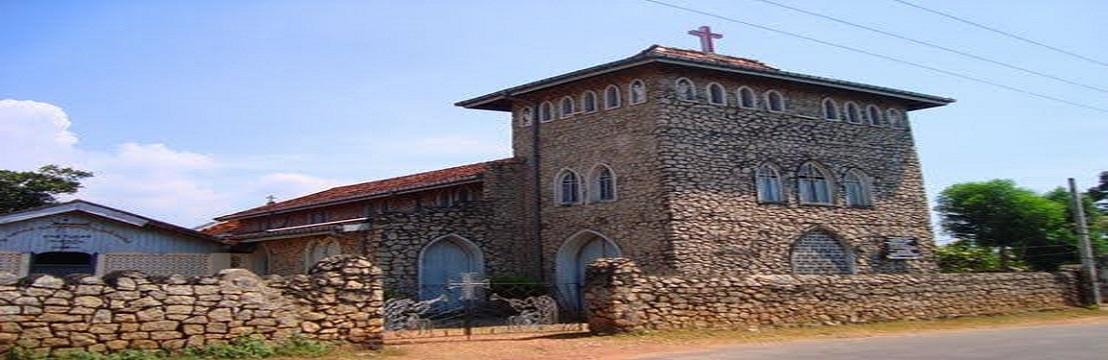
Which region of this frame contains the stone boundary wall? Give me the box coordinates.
[584,258,1080,334]
[0,255,383,355]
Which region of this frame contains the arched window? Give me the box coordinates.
[822,98,839,120]
[706,82,726,105]
[791,231,853,274]
[539,101,554,122]
[519,106,534,127]
[764,90,785,113]
[556,170,581,205]
[755,164,784,203]
[581,91,598,113]
[559,96,576,118]
[675,78,696,101]
[304,239,342,272]
[588,165,617,202]
[629,79,647,105]
[886,109,904,128]
[844,170,873,207]
[866,105,884,126]
[844,102,861,124]
[797,162,833,205]
[737,86,756,109]
[604,85,621,109]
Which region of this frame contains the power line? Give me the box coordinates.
[750,0,1108,95]
[639,0,1108,114]
[890,0,1108,69]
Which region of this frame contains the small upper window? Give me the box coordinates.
[675,78,696,101]
[866,105,884,126]
[604,85,621,109]
[886,109,905,128]
[765,90,785,113]
[309,211,328,224]
[844,170,873,207]
[755,164,784,203]
[539,101,554,122]
[559,96,576,118]
[454,187,473,203]
[844,102,861,124]
[436,191,454,207]
[738,87,756,109]
[629,80,647,105]
[519,106,534,127]
[556,170,581,205]
[582,91,598,113]
[822,98,839,120]
[706,82,726,105]
[589,165,617,202]
[797,163,833,205]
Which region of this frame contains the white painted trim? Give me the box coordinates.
[267,217,368,232]
[554,229,622,293]
[417,234,486,299]
[19,253,30,277]
[553,168,583,205]
[603,84,622,110]
[755,163,785,204]
[844,101,862,124]
[539,101,555,123]
[674,77,697,102]
[580,90,599,114]
[865,104,884,126]
[705,82,727,105]
[737,86,756,109]
[558,96,576,119]
[797,161,836,206]
[628,79,647,105]
[764,90,785,113]
[0,202,149,227]
[821,97,840,121]
[586,163,618,203]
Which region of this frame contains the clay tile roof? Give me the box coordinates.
[645,45,777,71]
[215,158,513,221]
[197,220,241,237]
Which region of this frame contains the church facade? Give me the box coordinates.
[208,44,953,305]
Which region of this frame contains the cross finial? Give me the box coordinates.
[265,195,276,205]
[688,25,723,53]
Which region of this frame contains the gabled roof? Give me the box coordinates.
[455,45,954,111]
[0,200,223,243]
[214,158,514,221]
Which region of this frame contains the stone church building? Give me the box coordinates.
[208,42,953,306]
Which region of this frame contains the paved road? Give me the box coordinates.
[643,322,1108,360]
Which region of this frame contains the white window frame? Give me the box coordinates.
[737,86,756,109]
[539,101,554,123]
[764,90,785,113]
[706,82,726,105]
[675,77,697,102]
[559,96,576,119]
[755,163,784,204]
[587,164,618,203]
[628,79,647,105]
[604,85,622,110]
[844,102,862,124]
[866,105,884,126]
[822,98,839,121]
[843,169,874,207]
[581,91,598,114]
[797,162,834,205]
[554,169,582,205]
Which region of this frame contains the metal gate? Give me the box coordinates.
[383,276,587,341]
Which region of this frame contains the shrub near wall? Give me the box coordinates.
[584,258,1081,334]
[0,255,384,355]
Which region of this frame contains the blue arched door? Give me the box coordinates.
[419,236,483,303]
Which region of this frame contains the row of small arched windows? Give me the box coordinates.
[520,80,648,126]
[555,165,617,205]
[674,78,906,129]
[755,162,874,207]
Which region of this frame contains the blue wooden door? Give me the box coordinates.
[419,239,474,303]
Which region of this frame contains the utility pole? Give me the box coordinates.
[1068,178,1101,307]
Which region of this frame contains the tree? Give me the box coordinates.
[0,165,93,214]
[1088,171,1108,211]
[935,180,1067,271]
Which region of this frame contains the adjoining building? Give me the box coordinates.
[209,43,953,308]
[0,200,231,277]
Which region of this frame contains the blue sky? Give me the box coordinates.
[1,0,1105,227]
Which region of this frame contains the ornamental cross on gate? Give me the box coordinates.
[688,25,723,53]
[448,272,490,301]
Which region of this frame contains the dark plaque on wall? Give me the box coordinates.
[885,237,921,260]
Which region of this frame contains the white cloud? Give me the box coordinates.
[0,99,341,227]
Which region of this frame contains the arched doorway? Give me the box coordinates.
[30,252,96,276]
[418,235,484,303]
[791,230,854,274]
[555,230,621,309]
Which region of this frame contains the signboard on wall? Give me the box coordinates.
[885,237,922,260]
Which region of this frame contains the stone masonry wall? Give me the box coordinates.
[585,258,1080,334]
[0,255,384,355]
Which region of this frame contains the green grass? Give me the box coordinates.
[6,336,335,360]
